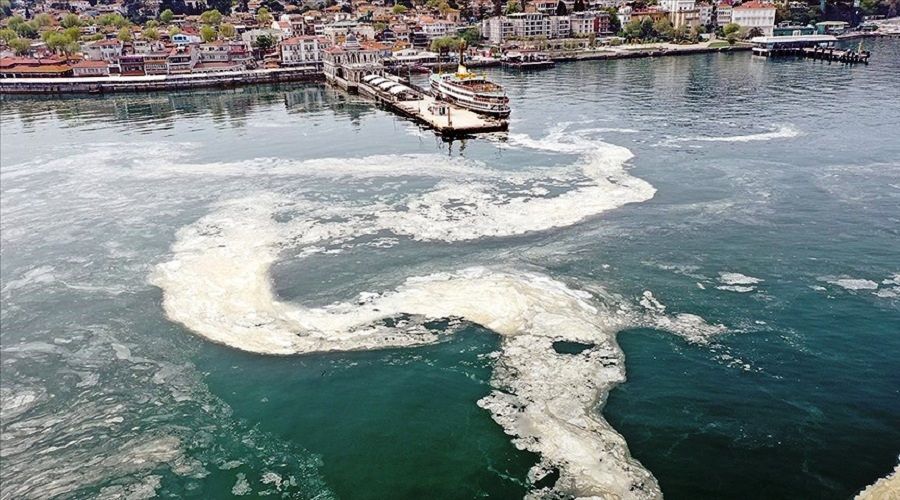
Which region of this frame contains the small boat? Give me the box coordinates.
[430,46,510,118]
[502,51,555,70]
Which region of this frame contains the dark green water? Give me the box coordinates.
[1,38,898,499]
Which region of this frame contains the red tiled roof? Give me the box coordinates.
[73,60,109,68]
[0,64,72,74]
[734,0,774,7]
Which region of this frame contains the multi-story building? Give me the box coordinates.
[420,19,456,39]
[569,11,611,35]
[83,39,123,71]
[142,52,169,75]
[659,0,695,13]
[71,60,109,77]
[120,54,146,75]
[166,45,199,74]
[280,36,328,67]
[731,0,775,35]
[697,2,714,27]
[669,8,701,29]
[716,2,733,26]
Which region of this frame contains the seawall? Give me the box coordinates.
[0,67,324,95]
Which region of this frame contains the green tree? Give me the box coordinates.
[9,37,31,54]
[43,32,69,52]
[652,17,674,40]
[61,13,82,28]
[640,17,654,39]
[459,27,480,46]
[606,8,621,34]
[0,27,17,43]
[118,27,133,42]
[169,25,182,37]
[33,13,53,27]
[14,20,38,39]
[504,0,520,14]
[253,33,275,54]
[200,25,217,42]
[7,15,25,29]
[622,18,642,40]
[63,27,81,42]
[200,9,223,25]
[722,22,740,36]
[220,22,236,38]
[573,0,585,11]
[430,35,461,55]
[159,8,174,23]
[555,0,568,15]
[725,32,738,44]
[143,26,160,40]
[256,6,273,24]
[98,13,130,28]
[391,3,408,14]
[145,19,159,28]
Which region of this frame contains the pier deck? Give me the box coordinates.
[350,77,507,136]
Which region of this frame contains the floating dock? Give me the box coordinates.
[331,73,507,136]
[750,35,870,64]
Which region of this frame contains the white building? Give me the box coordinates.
[697,2,714,26]
[731,0,776,35]
[659,0,695,13]
[280,36,328,67]
[716,2,733,26]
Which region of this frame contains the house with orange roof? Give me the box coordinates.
[731,0,776,35]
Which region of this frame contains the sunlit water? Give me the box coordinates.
[1,38,898,499]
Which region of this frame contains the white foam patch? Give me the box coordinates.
[664,125,801,144]
[717,272,763,293]
[151,184,723,499]
[823,277,880,291]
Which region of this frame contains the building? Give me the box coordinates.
[716,2,733,26]
[71,60,110,77]
[630,8,668,24]
[773,24,815,36]
[120,54,146,75]
[143,52,168,75]
[323,34,385,89]
[659,0,695,13]
[166,45,199,74]
[569,11,612,36]
[84,39,123,71]
[697,2,714,27]
[171,33,202,44]
[669,8,701,29]
[280,36,328,67]
[731,1,776,36]
[0,57,73,78]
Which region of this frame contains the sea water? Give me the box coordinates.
[1,38,898,499]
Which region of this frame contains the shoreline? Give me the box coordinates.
[0,67,323,95]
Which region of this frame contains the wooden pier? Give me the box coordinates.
[799,46,870,63]
[339,74,507,136]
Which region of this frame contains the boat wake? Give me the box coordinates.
[151,129,724,498]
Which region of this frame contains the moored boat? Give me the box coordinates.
[430,47,510,118]
[502,51,555,70]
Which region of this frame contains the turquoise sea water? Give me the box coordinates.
[1,39,898,499]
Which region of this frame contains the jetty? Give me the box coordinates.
[355,74,507,135]
[750,35,870,64]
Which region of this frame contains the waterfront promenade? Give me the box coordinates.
[0,67,322,95]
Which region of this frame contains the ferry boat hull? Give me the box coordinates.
[430,74,510,118]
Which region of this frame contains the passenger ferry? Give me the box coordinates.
[430,49,510,118]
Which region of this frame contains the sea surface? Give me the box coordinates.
[1,38,898,499]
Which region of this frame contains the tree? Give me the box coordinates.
[200,9,223,25]
[256,6,273,24]
[747,27,763,38]
[725,32,738,44]
[61,13,82,28]
[722,22,740,36]
[160,8,174,23]
[555,0,567,15]
[118,27,133,42]
[504,0,520,14]
[33,13,53,27]
[430,36,461,55]
[200,24,217,42]
[0,28,17,43]
[143,26,160,40]
[392,3,408,14]
[15,21,38,39]
[606,8,621,34]
[573,0,585,11]
[9,37,31,55]
[169,25,182,36]
[459,27,480,46]
[43,32,70,52]
[253,33,275,54]
[220,22,236,38]
[63,27,81,42]
[622,18,642,40]
[652,17,674,40]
